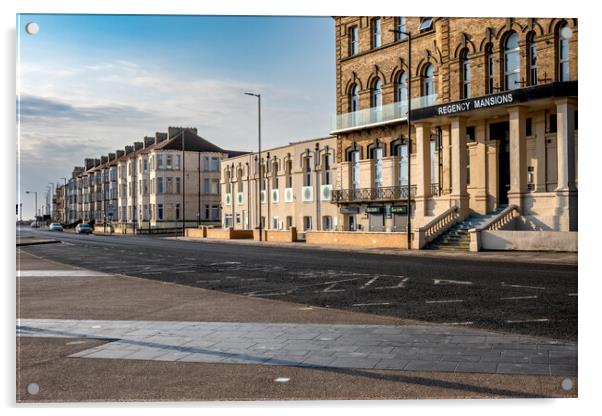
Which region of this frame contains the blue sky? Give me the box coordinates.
[17,14,335,219]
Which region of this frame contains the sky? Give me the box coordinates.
[16,14,335,219]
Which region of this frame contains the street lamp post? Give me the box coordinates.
[25,191,37,224]
[244,92,262,241]
[390,28,412,249]
[181,129,186,237]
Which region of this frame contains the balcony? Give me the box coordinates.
[331,185,417,204]
[331,95,437,133]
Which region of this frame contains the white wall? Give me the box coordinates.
[481,230,577,252]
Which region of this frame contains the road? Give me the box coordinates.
[17,228,578,341]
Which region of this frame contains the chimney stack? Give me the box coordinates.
[155,132,167,144]
[100,156,108,164]
[133,141,143,151]
[125,145,134,155]
[116,150,125,158]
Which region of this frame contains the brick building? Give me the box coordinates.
[331,17,577,247]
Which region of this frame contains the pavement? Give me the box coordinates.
[16,248,578,401]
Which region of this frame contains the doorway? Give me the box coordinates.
[348,215,356,231]
[490,121,510,206]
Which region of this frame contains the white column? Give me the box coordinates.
[450,117,469,216]
[507,106,527,209]
[555,98,576,192]
[415,122,432,219]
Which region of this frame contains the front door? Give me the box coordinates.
[348,215,356,231]
[490,121,510,206]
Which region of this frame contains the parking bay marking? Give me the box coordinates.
[433,279,473,286]
[501,282,545,290]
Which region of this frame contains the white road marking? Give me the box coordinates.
[568,293,578,297]
[500,295,538,300]
[361,276,380,289]
[322,282,345,293]
[505,318,550,324]
[441,322,474,326]
[352,302,392,307]
[17,270,109,277]
[433,279,473,286]
[208,261,241,266]
[501,282,545,290]
[376,277,409,290]
[425,299,464,304]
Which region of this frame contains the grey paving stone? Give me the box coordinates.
[374,358,410,370]
[441,354,481,362]
[300,356,337,367]
[180,353,226,363]
[550,364,578,376]
[496,363,551,375]
[448,336,487,344]
[455,362,498,374]
[328,357,381,369]
[404,360,459,372]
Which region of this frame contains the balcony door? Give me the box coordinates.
[397,143,409,188]
[351,150,360,197]
[373,147,383,189]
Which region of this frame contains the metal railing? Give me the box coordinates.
[331,185,416,203]
[331,95,437,132]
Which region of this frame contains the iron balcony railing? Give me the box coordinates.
[331,95,437,133]
[331,185,417,203]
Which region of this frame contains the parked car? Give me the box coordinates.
[75,223,93,234]
[49,223,63,232]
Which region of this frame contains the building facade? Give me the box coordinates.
[332,17,577,232]
[221,136,339,233]
[63,127,244,231]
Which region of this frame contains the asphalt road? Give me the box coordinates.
[17,228,578,341]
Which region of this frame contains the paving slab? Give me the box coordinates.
[17,318,577,376]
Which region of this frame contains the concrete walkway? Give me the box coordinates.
[175,236,577,265]
[17,318,577,376]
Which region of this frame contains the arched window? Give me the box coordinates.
[527,32,538,86]
[558,22,570,81]
[303,156,312,187]
[485,43,495,94]
[372,78,383,121]
[396,72,407,103]
[503,32,520,90]
[349,84,359,112]
[422,64,435,105]
[460,49,471,99]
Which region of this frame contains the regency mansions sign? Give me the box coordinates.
[410,81,577,121]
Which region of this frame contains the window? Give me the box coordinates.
[466,126,476,141]
[460,49,471,99]
[157,155,163,169]
[396,143,409,187]
[157,177,163,193]
[503,32,520,90]
[176,203,180,220]
[203,157,209,171]
[373,147,383,188]
[372,78,383,121]
[286,160,293,188]
[175,177,181,194]
[303,157,312,187]
[527,32,538,86]
[323,154,331,185]
[211,205,220,220]
[286,216,293,229]
[349,26,358,56]
[211,157,220,171]
[166,177,173,193]
[212,179,220,194]
[143,158,148,172]
[205,204,210,220]
[558,22,570,81]
[396,72,407,103]
[549,113,558,134]
[422,64,435,105]
[371,18,381,48]
[349,83,360,112]
[203,178,210,193]
[272,216,279,229]
[526,118,533,136]
[351,150,360,190]
[157,204,163,220]
[485,44,495,94]
[175,155,180,170]
[419,17,433,32]
[303,216,313,231]
[166,155,173,169]
[322,216,333,231]
[395,17,407,40]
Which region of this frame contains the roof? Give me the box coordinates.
[158,129,225,153]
